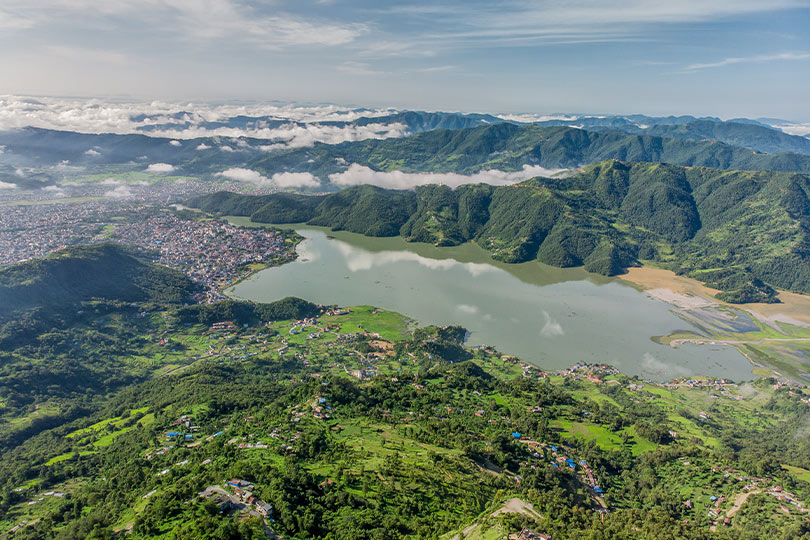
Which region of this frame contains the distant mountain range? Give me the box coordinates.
[246,123,810,180]
[188,159,810,304]
[3,116,810,190]
[127,108,810,152]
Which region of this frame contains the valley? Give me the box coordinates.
[3,100,810,539]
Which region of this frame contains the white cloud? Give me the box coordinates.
[0,95,393,130]
[0,180,17,189]
[218,168,320,189]
[0,96,406,149]
[42,185,66,197]
[271,172,320,188]
[169,139,182,146]
[0,1,366,50]
[685,52,810,71]
[146,162,175,173]
[219,167,270,184]
[337,62,389,76]
[497,113,580,123]
[540,311,564,337]
[401,1,809,47]
[765,122,810,137]
[328,164,566,189]
[104,185,134,199]
[84,148,100,156]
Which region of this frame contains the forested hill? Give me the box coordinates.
[188,160,810,303]
[247,123,810,179]
[0,243,197,325]
[639,120,810,156]
[4,122,810,190]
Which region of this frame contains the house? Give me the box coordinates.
[228,479,255,491]
[256,501,273,516]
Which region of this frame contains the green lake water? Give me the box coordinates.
[226,218,754,381]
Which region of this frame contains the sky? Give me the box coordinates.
[1,1,809,120]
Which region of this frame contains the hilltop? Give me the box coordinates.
[0,243,197,320]
[188,160,810,303]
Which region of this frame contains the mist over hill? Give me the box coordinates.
[4,118,810,192]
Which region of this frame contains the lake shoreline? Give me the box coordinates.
[619,266,810,327]
[226,224,755,381]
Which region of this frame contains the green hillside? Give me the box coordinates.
[247,124,810,179]
[0,243,197,324]
[188,161,810,302]
[4,301,810,540]
[641,120,810,156]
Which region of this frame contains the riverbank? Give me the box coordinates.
[620,266,810,327]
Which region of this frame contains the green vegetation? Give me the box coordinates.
[0,243,197,322]
[1,249,810,539]
[640,119,810,156]
[242,124,810,180]
[188,160,810,301]
[4,292,810,539]
[176,297,320,326]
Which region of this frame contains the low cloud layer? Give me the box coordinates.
[104,185,134,199]
[767,122,810,137]
[0,180,17,189]
[146,163,175,173]
[0,96,403,149]
[497,113,580,123]
[41,185,66,197]
[271,172,321,188]
[218,168,320,189]
[328,164,565,189]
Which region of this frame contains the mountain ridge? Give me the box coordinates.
[188,160,810,303]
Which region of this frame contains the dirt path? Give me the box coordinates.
[449,498,542,540]
[491,498,543,521]
[727,490,761,518]
[710,489,762,531]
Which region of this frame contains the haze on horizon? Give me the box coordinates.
[0,1,809,121]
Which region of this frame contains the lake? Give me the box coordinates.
[226,219,754,381]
